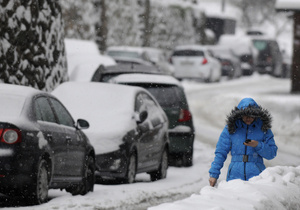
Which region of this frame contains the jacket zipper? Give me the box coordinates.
[244,125,249,181]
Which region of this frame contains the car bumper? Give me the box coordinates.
[95,150,128,179]
[174,66,211,80]
[168,132,194,155]
[0,152,36,191]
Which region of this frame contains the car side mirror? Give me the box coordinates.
[136,111,148,124]
[76,119,89,130]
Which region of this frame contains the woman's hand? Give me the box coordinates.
[244,140,258,147]
[209,177,217,187]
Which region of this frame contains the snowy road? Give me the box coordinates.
[1,74,300,209]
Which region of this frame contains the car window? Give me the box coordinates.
[138,93,163,127]
[252,40,268,51]
[107,50,141,59]
[129,83,182,108]
[34,96,56,123]
[49,98,74,127]
[172,50,204,56]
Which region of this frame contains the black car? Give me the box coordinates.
[109,74,195,167]
[0,84,95,204]
[91,63,165,82]
[52,82,169,183]
[251,36,283,77]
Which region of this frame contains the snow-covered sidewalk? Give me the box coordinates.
[149,165,300,210]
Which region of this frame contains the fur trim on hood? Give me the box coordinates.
[226,98,272,134]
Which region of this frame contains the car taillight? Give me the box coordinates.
[178,109,192,122]
[222,61,231,66]
[202,58,208,65]
[0,129,21,144]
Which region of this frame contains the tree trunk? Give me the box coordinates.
[142,0,151,47]
[95,0,107,53]
[291,12,300,93]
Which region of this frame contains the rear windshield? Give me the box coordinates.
[172,50,204,57]
[0,95,25,118]
[252,40,269,51]
[107,51,141,59]
[122,83,184,108]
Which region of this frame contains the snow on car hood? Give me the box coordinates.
[52,82,141,154]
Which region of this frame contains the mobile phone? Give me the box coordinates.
[245,139,251,143]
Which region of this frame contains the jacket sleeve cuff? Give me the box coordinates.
[210,173,219,179]
[255,141,262,151]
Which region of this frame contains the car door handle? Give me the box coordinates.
[47,134,52,140]
[66,136,71,143]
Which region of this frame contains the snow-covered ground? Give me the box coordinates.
[1,73,299,210]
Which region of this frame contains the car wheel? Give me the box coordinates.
[150,149,168,181]
[28,159,49,205]
[66,156,95,195]
[124,153,137,184]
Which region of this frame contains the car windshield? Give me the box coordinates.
[0,94,25,118]
[172,50,204,57]
[107,50,141,59]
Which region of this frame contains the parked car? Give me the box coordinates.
[91,63,165,82]
[0,84,95,204]
[109,74,195,167]
[106,46,174,75]
[52,82,169,183]
[250,36,283,77]
[170,45,222,82]
[218,34,258,76]
[207,45,242,78]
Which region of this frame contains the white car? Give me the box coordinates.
[171,45,222,82]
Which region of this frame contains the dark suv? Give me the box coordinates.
[109,73,195,167]
[251,37,283,77]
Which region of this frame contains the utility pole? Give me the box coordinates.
[221,0,225,12]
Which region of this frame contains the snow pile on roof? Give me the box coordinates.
[52,82,142,154]
[276,0,300,10]
[149,165,300,210]
[109,73,181,86]
[64,39,116,79]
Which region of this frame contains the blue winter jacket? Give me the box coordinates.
[209,98,278,181]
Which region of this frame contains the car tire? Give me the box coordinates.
[28,159,49,205]
[124,153,137,184]
[66,156,95,195]
[150,149,168,181]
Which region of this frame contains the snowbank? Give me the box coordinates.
[149,166,300,210]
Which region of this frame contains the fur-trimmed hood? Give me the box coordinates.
[226,98,272,134]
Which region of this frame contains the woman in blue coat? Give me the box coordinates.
[209,98,277,187]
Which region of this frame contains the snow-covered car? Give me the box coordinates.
[106,46,174,75]
[0,84,95,204]
[52,82,169,183]
[109,74,195,167]
[207,45,242,78]
[218,34,258,76]
[170,45,222,82]
[65,38,116,81]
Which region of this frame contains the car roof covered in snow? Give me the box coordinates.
[173,45,210,51]
[109,73,181,86]
[0,83,41,98]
